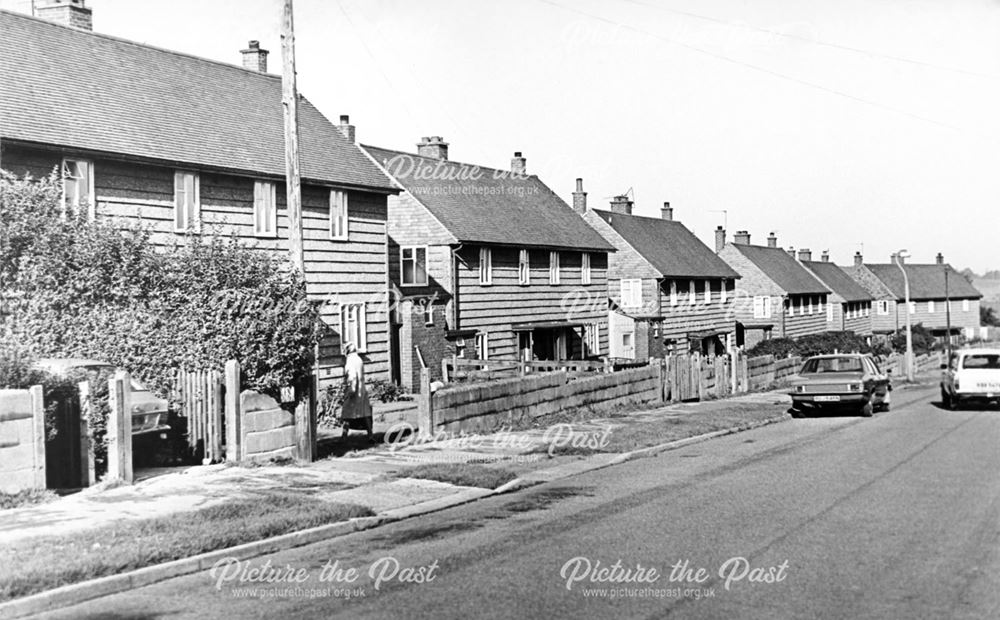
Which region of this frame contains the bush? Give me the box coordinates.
[747,331,874,359]
[745,338,797,359]
[889,323,938,356]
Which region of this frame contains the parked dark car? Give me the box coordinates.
[788,354,891,417]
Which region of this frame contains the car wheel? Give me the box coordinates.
[860,399,874,417]
[941,386,952,410]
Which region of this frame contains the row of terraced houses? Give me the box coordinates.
[0,4,984,393]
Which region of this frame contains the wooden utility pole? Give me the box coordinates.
[282,0,305,274]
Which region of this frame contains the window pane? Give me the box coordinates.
[415,248,427,283]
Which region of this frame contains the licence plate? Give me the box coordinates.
[815,395,841,402]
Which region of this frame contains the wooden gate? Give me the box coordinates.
[174,368,224,463]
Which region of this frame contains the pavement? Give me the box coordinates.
[38,380,997,620]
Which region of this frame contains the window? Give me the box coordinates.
[253,180,277,237]
[877,300,890,315]
[581,253,592,285]
[401,246,428,286]
[704,280,711,304]
[519,249,530,285]
[549,251,561,285]
[826,301,834,322]
[479,248,492,284]
[963,299,970,312]
[807,298,814,314]
[475,332,489,360]
[423,300,434,325]
[329,189,348,240]
[620,279,642,308]
[788,298,795,316]
[864,303,870,316]
[688,280,696,305]
[584,323,600,356]
[340,303,367,352]
[669,280,678,306]
[909,301,916,314]
[928,300,936,314]
[62,159,94,218]
[818,298,824,314]
[720,279,727,304]
[753,296,772,319]
[173,171,199,232]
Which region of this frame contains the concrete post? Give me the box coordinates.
[224,360,241,462]
[29,385,46,489]
[295,374,316,463]
[106,372,133,483]
[417,368,433,436]
[78,380,95,487]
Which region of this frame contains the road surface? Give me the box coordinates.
[45,385,1000,619]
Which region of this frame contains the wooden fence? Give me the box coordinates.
[440,356,648,384]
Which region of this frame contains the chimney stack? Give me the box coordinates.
[715,226,726,253]
[609,195,633,215]
[661,202,673,221]
[417,136,449,160]
[798,248,812,262]
[821,250,830,263]
[337,115,356,144]
[511,152,526,175]
[936,252,944,265]
[733,230,750,245]
[572,178,587,214]
[787,246,796,257]
[240,40,269,73]
[854,252,864,267]
[767,232,778,248]
[37,0,92,30]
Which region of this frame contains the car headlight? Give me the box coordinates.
[848,383,862,392]
[795,385,805,393]
[954,377,960,390]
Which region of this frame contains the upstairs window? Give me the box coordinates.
[704,280,711,304]
[963,299,970,312]
[329,189,348,240]
[669,280,678,306]
[401,246,428,286]
[720,279,728,304]
[519,249,530,285]
[173,171,200,232]
[620,279,642,308]
[253,180,277,237]
[479,248,492,285]
[753,296,772,319]
[549,251,561,285]
[581,253,592,285]
[909,301,917,314]
[62,158,94,219]
[877,300,890,315]
[688,280,696,305]
[928,300,936,314]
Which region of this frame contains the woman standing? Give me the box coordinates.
[341,342,374,441]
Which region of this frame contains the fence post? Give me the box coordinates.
[107,371,133,484]
[28,385,46,489]
[78,380,94,487]
[417,368,434,436]
[295,373,316,463]
[225,360,241,463]
[441,357,449,384]
[650,358,664,403]
[604,358,612,374]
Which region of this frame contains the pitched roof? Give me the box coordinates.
[0,10,394,191]
[361,145,614,252]
[592,210,739,279]
[865,263,982,300]
[729,244,830,295]
[801,261,873,302]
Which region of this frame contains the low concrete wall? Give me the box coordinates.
[239,391,297,463]
[432,365,661,433]
[0,387,45,493]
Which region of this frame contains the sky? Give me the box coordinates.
[6,0,1000,272]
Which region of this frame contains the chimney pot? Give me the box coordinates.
[733,230,751,245]
[661,201,673,221]
[821,250,830,263]
[798,248,812,262]
[609,195,633,216]
[417,136,449,160]
[936,252,944,265]
[715,226,726,253]
[511,152,526,175]
[240,39,269,73]
[787,246,796,257]
[572,178,588,214]
[337,114,356,144]
[854,252,864,267]
[767,232,777,248]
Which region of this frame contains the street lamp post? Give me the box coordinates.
[896,251,913,382]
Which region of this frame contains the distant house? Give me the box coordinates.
[716,231,831,347]
[361,140,615,391]
[578,189,740,358]
[799,251,873,336]
[845,253,982,341]
[0,7,397,385]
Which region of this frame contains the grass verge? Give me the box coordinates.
[0,489,57,511]
[0,492,372,602]
[402,463,518,489]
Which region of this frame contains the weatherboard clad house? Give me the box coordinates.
[799,251,873,336]
[0,8,398,384]
[716,231,831,347]
[361,140,615,392]
[576,189,740,358]
[846,253,982,341]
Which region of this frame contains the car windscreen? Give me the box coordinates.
[800,357,864,374]
[962,354,1000,370]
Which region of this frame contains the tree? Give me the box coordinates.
[981,305,1000,327]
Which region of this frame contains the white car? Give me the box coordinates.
[940,349,1000,409]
